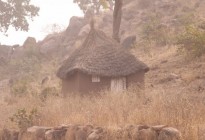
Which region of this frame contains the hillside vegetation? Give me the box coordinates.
[0,0,205,139]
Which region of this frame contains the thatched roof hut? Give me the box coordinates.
[57,22,149,95]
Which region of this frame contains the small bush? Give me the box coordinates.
[40,87,59,101]
[9,54,41,75]
[177,25,205,57]
[140,14,173,46]
[10,108,38,131]
[8,44,42,75]
[11,79,29,96]
[10,76,39,97]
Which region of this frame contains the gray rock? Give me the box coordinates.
[0,128,19,140]
[20,126,52,140]
[45,128,67,140]
[40,39,59,54]
[121,35,136,48]
[64,16,86,43]
[78,24,90,37]
[23,37,37,48]
[158,127,182,140]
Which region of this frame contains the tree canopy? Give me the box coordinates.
[73,0,113,14]
[0,0,39,33]
[74,0,122,43]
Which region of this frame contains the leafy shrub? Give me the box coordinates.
[10,76,38,96]
[73,0,109,14]
[11,79,29,96]
[177,25,205,57]
[11,57,40,73]
[9,48,42,74]
[140,14,173,46]
[40,87,59,101]
[10,108,38,131]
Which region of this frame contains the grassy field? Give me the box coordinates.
[1,85,205,140]
[0,46,205,140]
[0,0,205,139]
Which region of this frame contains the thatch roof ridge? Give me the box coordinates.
[57,26,149,79]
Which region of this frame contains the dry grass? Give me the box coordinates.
[1,85,205,140]
[1,45,205,140]
[1,0,205,139]
[1,43,205,140]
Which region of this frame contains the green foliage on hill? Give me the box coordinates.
[177,25,205,57]
[0,0,39,33]
[10,108,38,131]
[140,14,173,46]
[73,0,111,14]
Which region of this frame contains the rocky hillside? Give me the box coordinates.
[0,0,204,90]
[0,0,204,97]
[0,1,205,139]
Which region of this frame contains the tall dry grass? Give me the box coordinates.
[1,86,205,140]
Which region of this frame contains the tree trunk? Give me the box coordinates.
[112,0,123,43]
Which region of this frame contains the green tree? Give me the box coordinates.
[177,25,205,57]
[10,108,38,131]
[73,0,112,14]
[75,0,123,42]
[0,0,39,33]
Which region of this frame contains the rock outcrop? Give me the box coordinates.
[1,124,182,140]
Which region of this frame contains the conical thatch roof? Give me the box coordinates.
[57,22,149,79]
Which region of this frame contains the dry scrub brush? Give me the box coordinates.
[8,87,202,140]
[1,85,205,140]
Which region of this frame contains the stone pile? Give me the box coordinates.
[0,124,183,140]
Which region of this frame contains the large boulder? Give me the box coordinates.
[39,33,63,55]
[23,37,37,48]
[45,127,67,140]
[20,126,52,140]
[64,125,78,140]
[132,125,182,140]
[63,16,86,44]
[134,127,158,140]
[87,127,107,140]
[121,35,136,48]
[158,127,182,140]
[0,128,19,140]
[74,128,87,140]
[125,125,150,139]
[40,39,59,54]
[78,24,90,38]
[64,124,93,140]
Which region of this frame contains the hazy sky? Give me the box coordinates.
[0,0,83,45]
